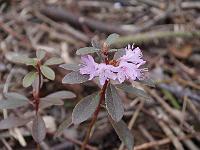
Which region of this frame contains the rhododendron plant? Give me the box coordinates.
[59,33,154,150]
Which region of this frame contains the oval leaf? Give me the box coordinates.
[32,115,46,143]
[59,64,81,71]
[40,98,64,109]
[113,49,126,60]
[44,57,64,65]
[45,91,76,99]
[0,99,29,109]
[40,65,55,80]
[23,71,37,87]
[106,33,119,45]
[62,71,89,84]
[5,92,28,101]
[109,118,134,150]
[72,93,99,124]
[76,47,99,55]
[36,49,46,60]
[0,92,29,109]
[0,116,32,129]
[5,52,33,65]
[91,38,100,49]
[105,84,124,122]
[54,116,72,137]
[138,78,156,87]
[116,84,151,99]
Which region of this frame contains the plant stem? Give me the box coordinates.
[81,80,109,150]
[33,63,42,115]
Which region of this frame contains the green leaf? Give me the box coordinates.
[0,92,29,109]
[116,84,151,99]
[72,93,99,124]
[31,115,46,143]
[54,116,72,137]
[0,116,32,129]
[91,38,100,49]
[36,50,46,60]
[106,33,120,45]
[40,98,64,109]
[109,118,134,150]
[25,58,37,66]
[59,64,80,71]
[76,47,100,55]
[45,91,76,99]
[0,99,29,109]
[5,52,35,65]
[44,57,64,65]
[113,49,126,60]
[22,71,37,87]
[109,49,118,52]
[105,84,124,122]
[40,65,55,80]
[62,71,89,84]
[138,78,156,87]
[5,92,29,101]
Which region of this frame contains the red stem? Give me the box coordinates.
[33,63,42,114]
[81,80,109,150]
[81,42,110,150]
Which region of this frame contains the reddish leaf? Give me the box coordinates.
[40,98,64,109]
[109,118,134,150]
[0,116,32,129]
[59,64,80,71]
[45,91,76,99]
[116,84,151,99]
[62,71,89,84]
[105,84,124,122]
[72,93,99,124]
[31,115,46,143]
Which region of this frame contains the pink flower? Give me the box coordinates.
[119,44,146,67]
[115,61,147,83]
[79,55,98,80]
[96,63,117,85]
[79,44,148,85]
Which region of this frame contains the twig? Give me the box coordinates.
[138,125,159,150]
[151,109,184,150]
[40,6,137,35]
[64,134,97,150]
[157,107,199,150]
[146,88,184,122]
[134,132,200,150]
[1,139,13,150]
[34,11,89,42]
[181,2,200,9]
[115,30,200,45]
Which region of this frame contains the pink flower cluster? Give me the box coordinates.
[79,44,148,85]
